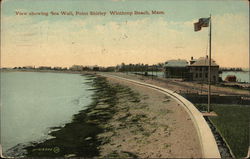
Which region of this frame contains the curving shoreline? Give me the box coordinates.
[101,73,220,158]
[97,75,202,158]
[23,75,120,157]
[4,73,203,158]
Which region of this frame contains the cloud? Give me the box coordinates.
[1,14,32,27]
[1,12,249,68]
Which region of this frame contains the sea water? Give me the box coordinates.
[0,72,94,155]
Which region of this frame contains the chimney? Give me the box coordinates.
[190,56,195,65]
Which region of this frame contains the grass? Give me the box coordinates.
[195,104,213,112]
[196,104,250,158]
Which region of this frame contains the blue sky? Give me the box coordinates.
[1,0,249,67]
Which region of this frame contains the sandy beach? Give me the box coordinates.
[7,72,203,158]
[97,75,202,158]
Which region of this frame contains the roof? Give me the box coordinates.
[164,59,188,67]
[190,57,219,66]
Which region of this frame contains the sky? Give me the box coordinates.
[1,0,249,68]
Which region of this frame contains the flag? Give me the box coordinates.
[194,18,210,31]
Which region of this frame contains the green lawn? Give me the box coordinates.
[196,104,249,158]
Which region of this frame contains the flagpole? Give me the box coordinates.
[208,14,212,113]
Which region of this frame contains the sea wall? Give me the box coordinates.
[101,74,221,158]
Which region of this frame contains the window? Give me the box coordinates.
[205,73,208,78]
[199,73,202,78]
[196,73,198,78]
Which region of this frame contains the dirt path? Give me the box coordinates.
[98,76,202,158]
[105,72,249,96]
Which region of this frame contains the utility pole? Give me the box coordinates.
[152,65,154,80]
[208,14,212,113]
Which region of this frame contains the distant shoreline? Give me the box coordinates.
[1,68,249,73]
[2,69,249,90]
[0,69,85,74]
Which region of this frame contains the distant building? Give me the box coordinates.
[22,66,35,69]
[225,75,237,82]
[53,67,63,70]
[103,66,116,72]
[188,56,219,83]
[164,59,189,78]
[163,56,220,83]
[38,66,52,70]
[69,65,84,71]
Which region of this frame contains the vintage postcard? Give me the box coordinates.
[1,0,249,158]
